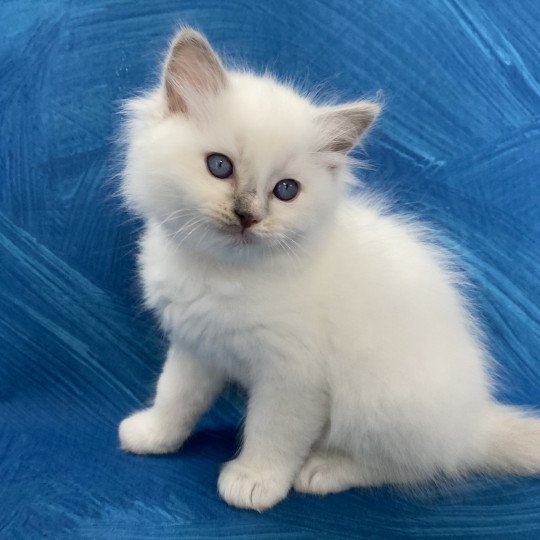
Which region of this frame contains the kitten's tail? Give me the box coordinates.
[476,404,540,475]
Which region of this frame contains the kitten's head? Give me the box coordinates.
[122,28,380,263]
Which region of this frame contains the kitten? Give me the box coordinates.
[118,28,540,511]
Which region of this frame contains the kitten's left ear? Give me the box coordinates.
[163,28,227,115]
[317,101,381,153]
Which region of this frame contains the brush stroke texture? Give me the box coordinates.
[0,0,539,537]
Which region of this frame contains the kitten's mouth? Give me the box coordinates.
[232,229,256,244]
[220,224,257,245]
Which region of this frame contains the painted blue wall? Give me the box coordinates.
[1,1,539,537]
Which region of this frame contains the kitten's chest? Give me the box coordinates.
[162,276,259,336]
[144,259,286,373]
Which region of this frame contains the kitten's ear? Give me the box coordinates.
[163,28,227,115]
[317,101,381,153]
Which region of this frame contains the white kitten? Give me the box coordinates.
[118,28,540,511]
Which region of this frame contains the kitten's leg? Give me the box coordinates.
[294,449,382,494]
[119,346,224,454]
[218,378,326,511]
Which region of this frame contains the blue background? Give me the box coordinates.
[1,0,539,537]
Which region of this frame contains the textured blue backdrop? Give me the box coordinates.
[1,1,539,537]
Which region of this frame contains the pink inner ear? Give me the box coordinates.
[317,102,381,154]
[166,75,188,114]
[164,32,227,115]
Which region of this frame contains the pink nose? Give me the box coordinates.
[234,210,258,230]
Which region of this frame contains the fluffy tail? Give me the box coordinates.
[477,404,540,475]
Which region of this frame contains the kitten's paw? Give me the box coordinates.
[218,459,291,511]
[119,408,187,455]
[294,451,361,495]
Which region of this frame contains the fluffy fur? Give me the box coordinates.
[118,28,540,511]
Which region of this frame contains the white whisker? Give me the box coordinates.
[176,218,207,248]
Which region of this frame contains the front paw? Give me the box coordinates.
[119,408,187,455]
[218,459,291,511]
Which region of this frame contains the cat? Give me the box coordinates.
[118,28,540,511]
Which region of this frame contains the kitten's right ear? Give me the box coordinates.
[163,28,227,115]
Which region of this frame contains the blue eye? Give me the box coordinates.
[207,153,233,179]
[273,179,299,201]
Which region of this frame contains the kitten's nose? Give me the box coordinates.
[234,210,258,230]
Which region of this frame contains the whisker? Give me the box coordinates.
[159,208,197,228]
[284,234,306,257]
[195,223,212,248]
[277,237,297,269]
[168,216,202,243]
[175,218,207,248]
